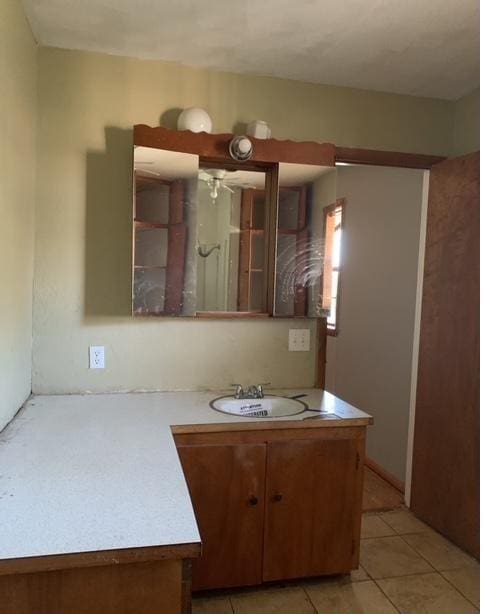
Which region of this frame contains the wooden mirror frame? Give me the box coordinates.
[133,125,338,320]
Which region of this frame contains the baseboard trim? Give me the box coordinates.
[365,457,405,494]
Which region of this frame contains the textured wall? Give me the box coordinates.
[452,89,479,157]
[0,0,37,429]
[33,47,455,394]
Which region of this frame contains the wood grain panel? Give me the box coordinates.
[177,443,266,590]
[164,223,187,315]
[315,318,327,389]
[0,559,183,614]
[0,543,199,577]
[173,425,367,445]
[335,146,445,169]
[263,438,360,581]
[238,189,253,310]
[411,152,479,557]
[134,125,335,167]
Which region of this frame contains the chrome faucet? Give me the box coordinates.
[230,384,269,399]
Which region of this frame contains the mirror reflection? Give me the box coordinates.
[275,164,337,318]
[133,147,336,319]
[197,167,268,313]
[133,147,199,316]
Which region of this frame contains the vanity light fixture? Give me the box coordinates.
[229,135,253,161]
[177,107,213,133]
[247,120,271,139]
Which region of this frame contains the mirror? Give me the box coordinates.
[197,166,270,313]
[275,163,337,318]
[133,147,199,316]
[133,145,335,319]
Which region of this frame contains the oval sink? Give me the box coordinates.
[210,395,308,418]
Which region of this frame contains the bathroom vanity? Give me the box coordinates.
[175,422,367,591]
[0,390,372,613]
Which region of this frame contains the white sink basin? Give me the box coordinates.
[210,395,308,418]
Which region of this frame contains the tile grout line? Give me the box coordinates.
[434,570,479,610]
[372,577,404,614]
[360,532,438,582]
[366,531,479,612]
[366,570,441,582]
[305,575,405,614]
[203,565,478,612]
[362,533,439,571]
[360,529,428,540]
[374,571,479,612]
[398,531,479,578]
[301,585,319,613]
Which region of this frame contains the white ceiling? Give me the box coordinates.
[23,0,479,100]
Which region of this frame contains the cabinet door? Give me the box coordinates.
[177,443,266,591]
[263,438,361,581]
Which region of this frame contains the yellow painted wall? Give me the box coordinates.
[452,89,479,156]
[0,0,37,429]
[33,47,457,394]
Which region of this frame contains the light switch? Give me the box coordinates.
[288,329,310,352]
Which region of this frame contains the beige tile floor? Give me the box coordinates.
[192,508,479,613]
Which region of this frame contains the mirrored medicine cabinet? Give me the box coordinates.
[132,126,338,319]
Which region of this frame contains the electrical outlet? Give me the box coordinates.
[89,346,105,369]
[288,329,310,352]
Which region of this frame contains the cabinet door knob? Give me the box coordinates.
[248,496,259,506]
[273,493,283,502]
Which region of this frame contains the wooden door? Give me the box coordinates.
[238,188,267,311]
[263,437,362,581]
[177,443,266,590]
[411,152,479,557]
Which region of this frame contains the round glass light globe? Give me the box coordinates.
[177,107,213,133]
[238,137,252,154]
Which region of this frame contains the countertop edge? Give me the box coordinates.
[0,542,202,576]
[171,417,373,434]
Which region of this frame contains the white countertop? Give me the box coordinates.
[0,389,371,563]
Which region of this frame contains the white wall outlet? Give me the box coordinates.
[89,346,105,369]
[288,329,310,352]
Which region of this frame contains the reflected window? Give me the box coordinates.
[275,163,337,318]
[322,199,344,332]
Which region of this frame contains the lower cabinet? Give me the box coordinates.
[175,427,365,591]
[176,443,266,590]
[263,438,359,581]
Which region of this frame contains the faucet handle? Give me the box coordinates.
[230,384,244,398]
[257,383,270,390]
[256,383,270,398]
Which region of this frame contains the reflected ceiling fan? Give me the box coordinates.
[199,169,256,202]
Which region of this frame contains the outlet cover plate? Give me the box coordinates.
[288,329,310,352]
[89,346,105,369]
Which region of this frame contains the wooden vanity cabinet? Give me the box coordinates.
[175,426,365,591]
[263,438,360,581]
[176,443,266,591]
